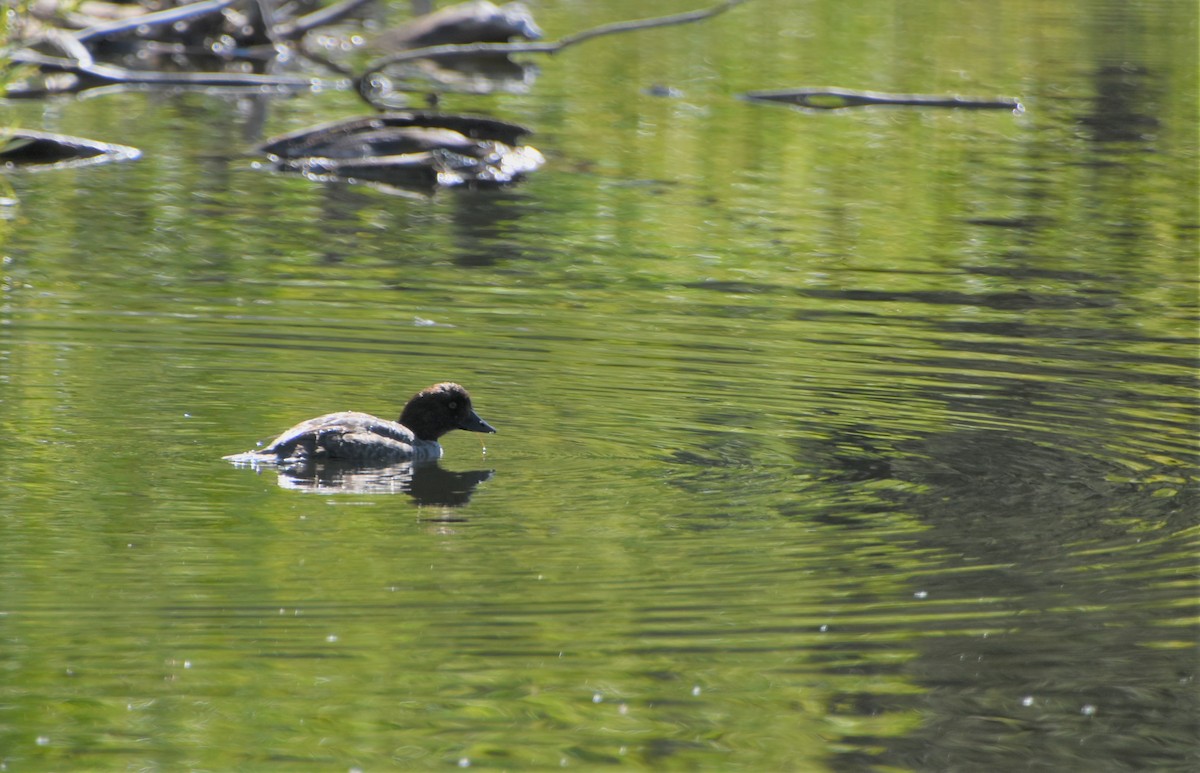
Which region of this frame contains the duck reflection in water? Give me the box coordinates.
[274,459,494,505]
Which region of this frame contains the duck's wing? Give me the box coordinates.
[262,412,423,461]
[324,429,437,463]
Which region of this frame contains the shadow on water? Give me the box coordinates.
[657,256,1198,768]
[814,429,1198,773]
[298,177,540,268]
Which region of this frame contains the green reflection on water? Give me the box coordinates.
[0,0,1197,769]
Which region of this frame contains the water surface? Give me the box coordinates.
[0,0,1196,770]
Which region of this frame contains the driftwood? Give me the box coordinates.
[7,0,746,98]
[7,0,290,96]
[257,112,545,193]
[260,112,535,156]
[11,42,313,93]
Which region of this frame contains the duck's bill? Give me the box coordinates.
[459,410,497,434]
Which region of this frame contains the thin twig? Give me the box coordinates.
[556,0,747,49]
[11,48,316,90]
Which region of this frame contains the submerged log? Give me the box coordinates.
[0,129,140,170]
[743,87,1024,113]
[260,112,534,155]
[258,112,544,192]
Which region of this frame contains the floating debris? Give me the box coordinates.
[258,112,545,192]
[644,84,685,98]
[363,1,542,99]
[374,1,541,50]
[11,0,739,99]
[7,0,310,99]
[743,87,1024,113]
[0,129,141,171]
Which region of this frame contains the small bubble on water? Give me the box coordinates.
[458,758,471,768]
[692,685,702,697]
[326,635,339,643]
[36,736,49,746]
[819,624,829,632]
[1022,696,1034,707]
[183,661,192,669]
[913,590,929,599]
[1081,704,1097,716]
[618,703,629,715]
[592,693,603,703]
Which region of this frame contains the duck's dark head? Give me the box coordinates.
[399,382,496,441]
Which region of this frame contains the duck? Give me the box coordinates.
[224,382,495,465]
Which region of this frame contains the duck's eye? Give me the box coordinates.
[447,401,458,410]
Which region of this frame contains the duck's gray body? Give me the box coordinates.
[225,412,443,465]
[224,383,495,466]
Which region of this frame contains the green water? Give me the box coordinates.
[1,0,1197,770]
